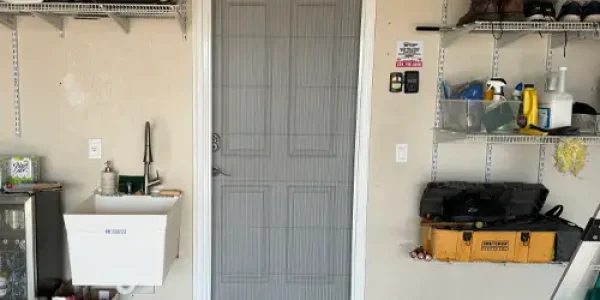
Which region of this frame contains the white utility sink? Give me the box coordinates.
[64,194,182,289]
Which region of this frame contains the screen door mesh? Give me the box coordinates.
[212,0,362,299]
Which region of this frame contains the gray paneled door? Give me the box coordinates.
[212,0,362,299]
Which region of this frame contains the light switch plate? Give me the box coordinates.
[396,144,408,163]
[88,138,102,159]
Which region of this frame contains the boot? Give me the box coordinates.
[458,0,525,26]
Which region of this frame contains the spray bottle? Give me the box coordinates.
[483,78,515,133]
[486,78,507,104]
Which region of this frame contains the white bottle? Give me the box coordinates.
[538,67,574,129]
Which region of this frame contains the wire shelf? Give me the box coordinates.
[470,21,599,32]
[0,2,184,18]
[428,21,600,47]
[434,129,600,145]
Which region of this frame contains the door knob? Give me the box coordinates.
[212,167,230,177]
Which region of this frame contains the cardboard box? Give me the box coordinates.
[422,221,555,263]
[64,194,182,287]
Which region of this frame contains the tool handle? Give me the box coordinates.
[416,26,442,31]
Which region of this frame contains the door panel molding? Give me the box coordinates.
[285,185,335,283]
[193,0,376,299]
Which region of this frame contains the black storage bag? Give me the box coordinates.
[420,181,549,222]
[544,205,583,262]
[482,205,582,262]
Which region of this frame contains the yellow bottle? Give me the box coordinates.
[521,84,538,128]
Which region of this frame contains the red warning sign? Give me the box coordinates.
[396,41,423,68]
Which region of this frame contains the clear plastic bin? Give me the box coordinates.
[440,99,522,134]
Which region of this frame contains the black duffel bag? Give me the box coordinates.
[543,205,583,262]
[420,181,549,222]
[481,205,582,262]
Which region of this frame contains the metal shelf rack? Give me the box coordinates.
[434,130,600,145]
[0,2,181,16]
[429,1,582,184]
[0,2,186,34]
[438,21,599,48]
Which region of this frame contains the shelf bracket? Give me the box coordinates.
[497,32,529,48]
[484,144,493,182]
[0,14,16,31]
[176,10,186,39]
[537,145,546,184]
[550,32,579,49]
[175,0,186,38]
[441,24,476,48]
[107,12,130,34]
[32,13,64,37]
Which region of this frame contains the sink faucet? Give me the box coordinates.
[144,121,161,195]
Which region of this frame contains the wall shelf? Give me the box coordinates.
[419,21,600,48]
[0,2,180,16]
[417,259,568,267]
[0,2,187,34]
[434,129,600,146]
[467,21,598,32]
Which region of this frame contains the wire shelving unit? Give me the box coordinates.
[422,1,600,183]
[434,130,600,146]
[437,21,600,48]
[0,2,181,16]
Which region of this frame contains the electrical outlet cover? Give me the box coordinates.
[396,144,408,163]
[89,138,102,159]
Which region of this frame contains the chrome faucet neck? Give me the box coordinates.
[143,121,161,195]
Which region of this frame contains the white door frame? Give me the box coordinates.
[192,0,376,298]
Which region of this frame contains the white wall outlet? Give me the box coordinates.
[395,144,408,163]
[88,138,102,159]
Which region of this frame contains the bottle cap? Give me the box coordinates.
[515,82,524,92]
[489,77,507,84]
[512,83,524,97]
[524,84,535,88]
[104,161,112,173]
[486,78,507,95]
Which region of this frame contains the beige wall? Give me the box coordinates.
[6,1,600,299]
[366,0,600,299]
[0,18,193,299]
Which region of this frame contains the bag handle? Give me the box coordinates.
[545,205,564,218]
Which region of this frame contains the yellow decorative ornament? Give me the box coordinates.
[554,137,587,177]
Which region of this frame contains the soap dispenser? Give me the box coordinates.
[101,161,117,196]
